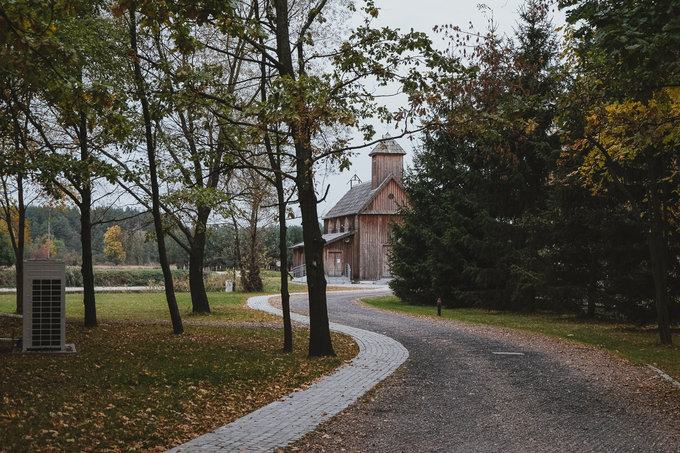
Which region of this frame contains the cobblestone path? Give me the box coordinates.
[167,292,407,452]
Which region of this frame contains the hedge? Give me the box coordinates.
[0,268,196,288]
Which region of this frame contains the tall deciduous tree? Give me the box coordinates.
[226,158,276,292]
[560,0,680,344]
[125,2,184,334]
[259,0,447,356]
[1,0,127,327]
[269,0,334,356]
[0,78,35,314]
[0,2,58,315]
[144,17,250,314]
[107,0,255,315]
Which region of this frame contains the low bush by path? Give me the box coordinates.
[363,295,680,381]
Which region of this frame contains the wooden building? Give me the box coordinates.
[292,136,408,281]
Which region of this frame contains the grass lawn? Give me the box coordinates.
[0,287,357,452]
[0,272,308,323]
[363,296,680,381]
[1,291,281,324]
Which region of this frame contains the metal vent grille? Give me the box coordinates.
[30,279,63,349]
[23,260,66,352]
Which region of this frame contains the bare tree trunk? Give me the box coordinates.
[80,186,97,327]
[649,230,671,344]
[296,151,335,357]
[5,91,27,315]
[188,207,210,313]
[277,189,293,352]
[267,137,293,352]
[78,111,97,327]
[586,283,596,318]
[15,253,23,314]
[231,213,242,289]
[14,177,25,315]
[129,5,183,334]
[255,6,293,350]
[273,0,334,357]
[242,206,263,292]
[3,174,26,315]
[648,159,671,344]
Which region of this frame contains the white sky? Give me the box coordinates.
[313,0,566,220]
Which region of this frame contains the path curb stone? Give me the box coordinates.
[167,294,408,452]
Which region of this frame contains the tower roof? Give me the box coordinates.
[368,134,406,156]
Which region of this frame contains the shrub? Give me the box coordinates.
[66,267,83,287]
[204,272,228,292]
[0,269,15,288]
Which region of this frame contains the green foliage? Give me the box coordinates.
[261,224,304,266]
[29,233,66,260]
[391,1,680,326]
[543,179,641,314]
[391,3,563,312]
[0,267,189,288]
[0,232,13,266]
[561,0,680,100]
[16,205,302,271]
[94,268,187,288]
[0,267,14,287]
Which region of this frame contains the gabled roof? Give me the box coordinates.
[322,182,374,219]
[322,175,403,220]
[291,231,353,249]
[368,135,406,156]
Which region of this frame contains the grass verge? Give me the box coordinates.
[363,295,680,381]
[0,289,358,452]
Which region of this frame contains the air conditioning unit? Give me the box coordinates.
[22,260,70,352]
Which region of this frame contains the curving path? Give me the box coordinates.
[167,291,408,452]
[169,289,680,452]
[290,290,680,452]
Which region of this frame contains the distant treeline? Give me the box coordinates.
[0,206,303,269]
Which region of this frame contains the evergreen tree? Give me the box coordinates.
[391,1,563,311]
[0,232,13,267]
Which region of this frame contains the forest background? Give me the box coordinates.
[0,205,303,272]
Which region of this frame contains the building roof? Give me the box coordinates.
[368,135,406,156]
[322,175,404,220]
[322,182,374,219]
[291,231,353,249]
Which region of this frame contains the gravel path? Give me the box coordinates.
[288,290,680,452]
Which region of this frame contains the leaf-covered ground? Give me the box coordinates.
[0,305,357,451]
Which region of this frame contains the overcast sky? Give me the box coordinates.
[313,0,566,220]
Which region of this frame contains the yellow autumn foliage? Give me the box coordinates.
[574,88,680,196]
[103,225,126,264]
[0,208,31,245]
